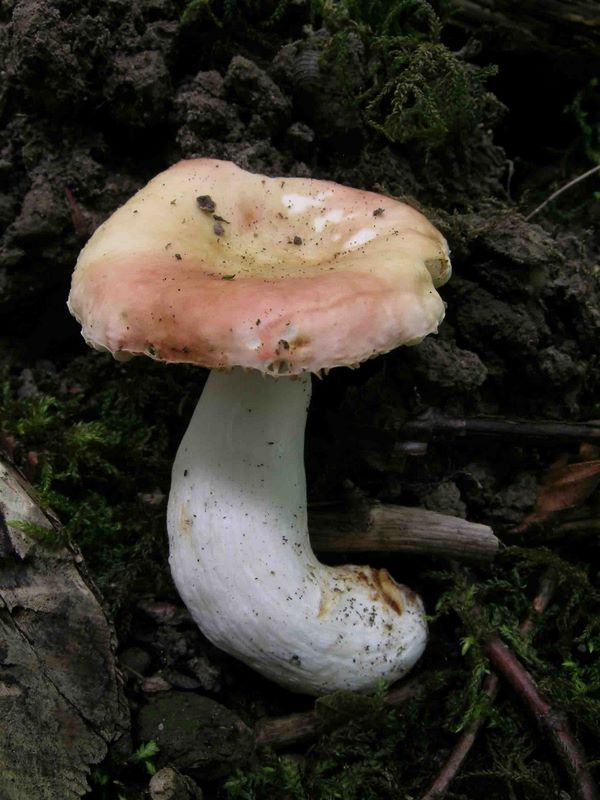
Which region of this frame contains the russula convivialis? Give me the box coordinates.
[68,158,451,695]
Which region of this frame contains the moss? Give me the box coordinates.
[1,354,201,610]
[318,0,504,156]
[179,0,503,161]
[4,342,600,800]
[225,757,306,800]
[180,0,224,27]
[565,77,600,166]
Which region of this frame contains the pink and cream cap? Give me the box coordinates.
[68,158,451,375]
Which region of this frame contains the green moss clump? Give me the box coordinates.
[1,354,201,610]
[565,77,600,166]
[318,0,504,156]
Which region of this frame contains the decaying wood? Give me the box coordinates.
[255,708,323,750]
[255,678,421,750]
[0,457,129,800]
[309,502,498,563]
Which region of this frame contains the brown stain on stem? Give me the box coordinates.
[317,567,410,620]
[179,501,193,537]
[317,594,329,618]
[373,568,405,616]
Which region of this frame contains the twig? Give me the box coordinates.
[420,685,491,800]
[525,164,600,221]
[558,518,600,535]
[484,638,598,800]
[64,187,90,235]
[423,571,597,800]
[396,414,600,446]
[255,708,321,750]
[309,503,499,563]
[255,678,421,750]
[420,571,557,800]
[520,571,557,637]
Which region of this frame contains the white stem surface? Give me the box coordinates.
[167,369,427,695]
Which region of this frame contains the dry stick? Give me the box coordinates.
[64,187,89,235]
[396,415,600,446]
[422,572,599,800]
[559,518,600,535]
[255,677,422,750]
[309,503,499,563]
[485,639,598,800]
[420,704,488,800]
[525,164,600,222]
[421,572,556,800]
[448,0,600,41]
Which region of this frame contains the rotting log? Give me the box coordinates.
[0,457,129,800]
[309,502,498,563]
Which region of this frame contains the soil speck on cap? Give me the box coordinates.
[197,195,216,212]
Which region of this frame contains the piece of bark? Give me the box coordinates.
[255,708,322,750]
[0,457,129,800]
[309,502,498,563]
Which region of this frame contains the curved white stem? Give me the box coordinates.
[167,368,427,696]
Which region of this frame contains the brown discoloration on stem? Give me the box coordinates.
[373,568,405,615]
[179,502,193,537]
[317,589,332,618]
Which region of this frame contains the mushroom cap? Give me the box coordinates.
[68,159,451,375]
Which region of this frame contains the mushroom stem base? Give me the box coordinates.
[167,368,427,695]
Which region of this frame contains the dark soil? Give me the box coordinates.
[1,1,599,799]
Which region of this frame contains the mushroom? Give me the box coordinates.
[68,158,451,696]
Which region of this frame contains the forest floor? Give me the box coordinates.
[1,1,599,798]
